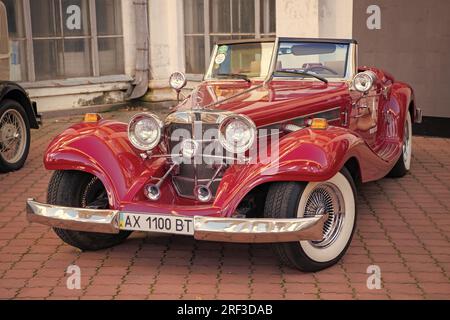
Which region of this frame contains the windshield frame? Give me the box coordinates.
[269,38,357,82]
[204,39,277,82]
[204,38,357,83]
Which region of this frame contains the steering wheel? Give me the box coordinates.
[304,65,339,75]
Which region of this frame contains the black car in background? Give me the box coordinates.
[1,3,41,172]
[0,81,41,172]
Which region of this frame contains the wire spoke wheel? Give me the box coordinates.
[264,169,357,271]
[81,177,109,209]
[303,183,345,248]
[0,109,26,164]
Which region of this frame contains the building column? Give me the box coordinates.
[146,0,184,102]
[319,0,353,38]
[276,0,353,39]
[276,0,320,38]
[122,0,137,77]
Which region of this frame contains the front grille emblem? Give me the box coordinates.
[181,139,199,159]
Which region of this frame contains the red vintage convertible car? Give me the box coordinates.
[27,38,422,272]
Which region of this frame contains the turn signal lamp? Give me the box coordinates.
[309,118,329,130]
[84,113,102,123]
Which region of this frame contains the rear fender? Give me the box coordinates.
[377,81,415,155]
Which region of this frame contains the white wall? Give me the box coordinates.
[122,0,137,76]
[276,0,320,37]
[319,0,353,38]
[276,0,353,38]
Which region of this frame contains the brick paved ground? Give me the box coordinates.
[1,107,449,300]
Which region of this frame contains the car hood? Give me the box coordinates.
[175,80,350,127]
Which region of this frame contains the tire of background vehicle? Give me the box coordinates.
[48,170,131,251]
[264,168,357,272]
[0,99,31,173]
[387,112,412,178]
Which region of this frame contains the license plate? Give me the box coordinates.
[119,213,194,236]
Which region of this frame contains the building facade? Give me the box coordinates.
[1,0,134,112]
[0,0,449,119]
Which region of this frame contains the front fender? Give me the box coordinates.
[0,82,39,129]
[214,127,390,216]
[44,120,161,209]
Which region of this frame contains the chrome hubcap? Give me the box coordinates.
[0,109,26,163]
[303,183,345,248]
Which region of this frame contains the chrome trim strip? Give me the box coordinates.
[264,37,280,85]
[347,43,358,80]
[172,175,223,183]
[27,199,327,243]
[165,110,233,125]
[26,199,120,234]
[194,214,327,243]
[147,153,249,162]
[262,106,342,127]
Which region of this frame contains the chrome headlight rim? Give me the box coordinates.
[169,71,187,91]
[353,70,377,93]
[128,112,163,151]
[218,114,257,154]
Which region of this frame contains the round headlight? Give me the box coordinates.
[218,115,256,154]
[128,113,163,151]
[169,71,187,91]
[353,71,377,93]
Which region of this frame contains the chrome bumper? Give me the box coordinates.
[415,107,423,124]
[26,199,327,243]
[36,113,43,126]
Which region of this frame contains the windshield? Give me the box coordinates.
[275,42,350,79]
[205,42,275,80]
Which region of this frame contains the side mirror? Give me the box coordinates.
[352,71,377,94]
[169,71,187,102]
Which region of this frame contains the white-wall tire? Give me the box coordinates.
[264,168,357,272]
[403,112,412,170]
[388,111,412,178]
[297,172,356,263]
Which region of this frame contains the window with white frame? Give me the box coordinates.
[0,0,124,82]
[184,0,276,75]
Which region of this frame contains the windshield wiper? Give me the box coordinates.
[216,73,251,83]
[274,70,328,84]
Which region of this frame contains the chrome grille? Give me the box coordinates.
[165,113,226,199]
